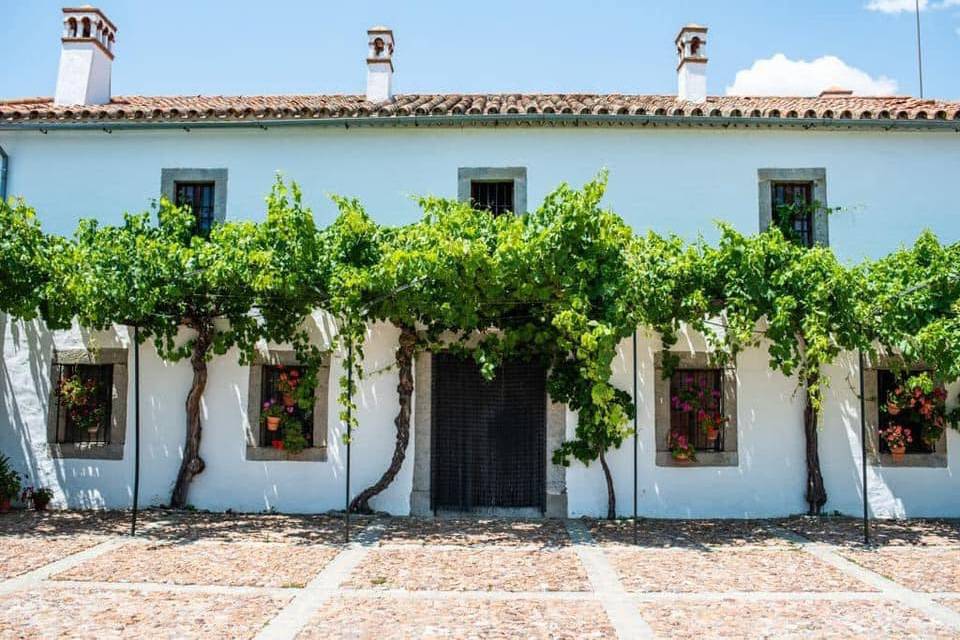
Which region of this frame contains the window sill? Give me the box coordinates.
[48,442,124,460]
[656,451,738,467]
[245,446,328,462]
[871,452,947,469]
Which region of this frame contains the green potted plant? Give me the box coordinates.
[282,418,308,455]
[21,485,53,511]
[261,399,284,433]
[57,373,106,436]
[0,455,21,513]
[669,431,696,463]
[671,375,725,446]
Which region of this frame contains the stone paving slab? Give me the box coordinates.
[52,540,340,588]
[589,518,794,548]
[840,548,960,592]
[0,510,133,536]
[297,595,615,639]
[377,516,571,547]
[0,585,289,639]
[0,534,108,579]
[640,599,958,639]
[608,547,875,593]
[781,516,960,548]
[938,599,960,615]
[134,510,363,544]
[345,547,591,592]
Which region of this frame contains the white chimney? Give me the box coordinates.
[676,24,707,103]
[55,6,117,106]
[366,26,394,103]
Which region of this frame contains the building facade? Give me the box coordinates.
[1,10,959,518]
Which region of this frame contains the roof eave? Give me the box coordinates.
[1,112,959,132]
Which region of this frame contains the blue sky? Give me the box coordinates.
[1,0,959,99]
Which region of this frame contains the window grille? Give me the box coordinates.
[174,181,216,236]
[54,364,112,444]
[772,182,814,247]
[259,365,314,448]
[669,369,724,452]
[470,180,515,216]
[877,369,934,454]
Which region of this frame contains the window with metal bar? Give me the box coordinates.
[470,180,515,216]
[54,364,113,445]
[669,369,724,452]
[771,182,814,248]
[174,181,216,236]
[259,365,314,449]
[877,369,935,454]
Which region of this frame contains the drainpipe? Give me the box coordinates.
[0,144,8,201]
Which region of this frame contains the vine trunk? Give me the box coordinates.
[170,322,211,508]
[803,377,827,516]
[599,449,616,520]
[349,323,417,514]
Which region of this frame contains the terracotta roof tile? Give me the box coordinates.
[1,94,958,125]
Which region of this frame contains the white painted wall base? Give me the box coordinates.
[2,317,957,518]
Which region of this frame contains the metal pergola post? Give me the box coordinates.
[859,349,870,545]
[633,329,638,546]
[344,339,353,544]
[130,326,141,537]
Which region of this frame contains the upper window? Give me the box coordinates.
[175,181,216,236]
[160,169,228,235]
[471,180,515,216]
[458,167,527,216]
[757,168,828,247]
[771,182,814,248]
[259,365,315,451]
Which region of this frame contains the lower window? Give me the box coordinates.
[54,364,114,444]
[669,369,725,453]
[259,365,315,451]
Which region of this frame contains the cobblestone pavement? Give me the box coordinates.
[0,511,959,639]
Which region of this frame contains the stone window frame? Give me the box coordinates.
[757,168,829,247]
[47,348,128,460]
[654,351,738,467]
[160,168,228,227]
[864,355,948,468]
[245,348,330,462]
[457,167,527,215]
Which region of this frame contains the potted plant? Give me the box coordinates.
[880,424,912,461]
[261,399,284,432]
[57,373,106,436]
[882,373,951,449]
[669,431,696,463]
[0,455,21,514]
[21,485,53,511]
[672,374,725,446]
[276,366,302,408]
[282,418,308,455]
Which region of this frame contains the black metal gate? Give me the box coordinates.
[431,353,546,512]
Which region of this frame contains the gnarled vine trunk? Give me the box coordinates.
[599,449,616,520]
[170,322,211,508]
[803,382,827,515]
[349,323,417,514]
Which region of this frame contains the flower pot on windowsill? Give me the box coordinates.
[85,426,99,436]
[271,440,284,450]
[705,427,720,445]
[282,394,295,408]
[266,417,281,432]
[886,402,901,416]
[672,453,693,464]
[889,444,906,462]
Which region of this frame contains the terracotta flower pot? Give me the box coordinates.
[0,497,10,514]
[886,402,901,416]
[890,444,906,462]
[86,426,100,435]
[705,427,719,443]
[282,394,295,408]
[271,440,284,450]
[673,452,691,463]
[266,416,281,431]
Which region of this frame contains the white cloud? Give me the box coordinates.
[725,54,898,96]
[866,0,926,12]
[866,0,959,11]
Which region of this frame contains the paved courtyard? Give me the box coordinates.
[0,511,959,639]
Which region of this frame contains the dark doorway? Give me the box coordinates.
[431,354,546,512]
